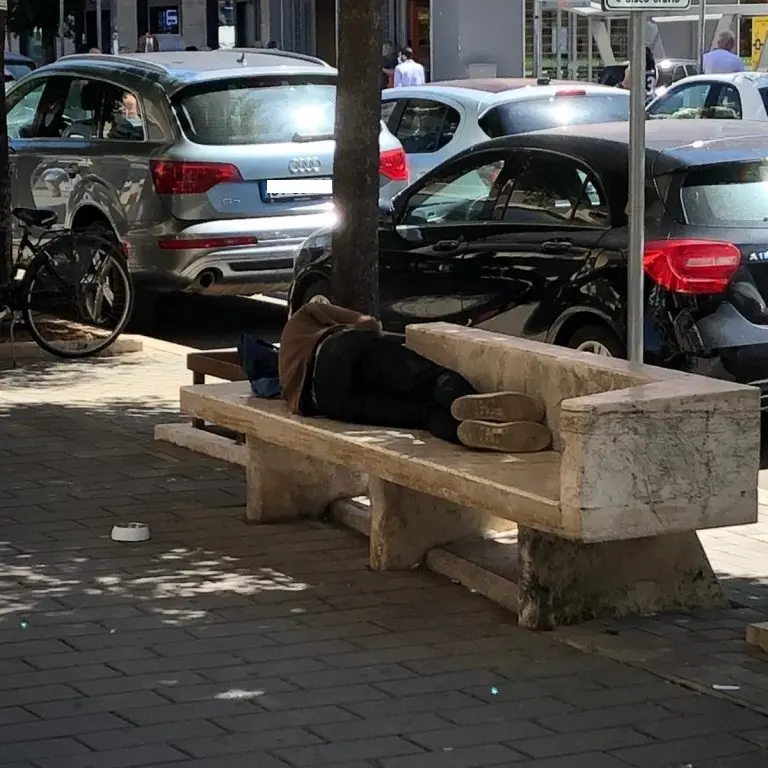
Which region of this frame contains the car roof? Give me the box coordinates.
[45,49,335,94]
[657,58,697,68]
[670,71,768,85]
[489,119,768,174]
[5,52,34,65]
[383,78,625,108]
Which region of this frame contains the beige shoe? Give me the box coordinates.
[451,392,544,424]
[457,420,552,453]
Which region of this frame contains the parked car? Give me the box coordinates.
[5,49,408,297]
[291,120,768,407]
[600,57,698,91]
[647,72,768,120]
[381,78,629,181]
[5,52,36,82]
[655,57,699,88]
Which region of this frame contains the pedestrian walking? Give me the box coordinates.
[381,40,398,89]
[703,30,745,74]
[394,46,425,87]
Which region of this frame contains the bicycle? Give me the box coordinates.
[0,207,135,360]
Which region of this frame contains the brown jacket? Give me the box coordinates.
[279,303,381,414]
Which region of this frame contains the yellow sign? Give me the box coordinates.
[753,17,768,69]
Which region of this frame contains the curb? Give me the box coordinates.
[0,335,144,361]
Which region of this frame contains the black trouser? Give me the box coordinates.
[311,329,475,442]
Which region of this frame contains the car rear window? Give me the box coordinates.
[176,76,337,146]
[681,162,768,227]
[480,93,629,137]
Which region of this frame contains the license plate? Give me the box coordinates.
[265,178,333,198]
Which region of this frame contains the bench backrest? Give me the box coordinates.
[406,323,676,450]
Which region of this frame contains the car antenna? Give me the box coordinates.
[237,51,247,65]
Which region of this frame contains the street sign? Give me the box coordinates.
[753,16,768,69]
[602,0,691,10]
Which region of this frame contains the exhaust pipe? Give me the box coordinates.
[196,269,219,289]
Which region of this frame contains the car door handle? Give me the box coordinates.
[541,240,573,254]
[434,240,461,252]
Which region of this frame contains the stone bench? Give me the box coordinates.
[179,322,760,628]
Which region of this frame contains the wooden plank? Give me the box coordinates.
[180,381,564,536]
[187,350,246,382]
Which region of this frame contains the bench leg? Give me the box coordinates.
[516,527,727,631]
[369,478,497,571]
[246,437,367,523]
[192,372,205,430]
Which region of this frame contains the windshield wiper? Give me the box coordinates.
[292,132,335,143]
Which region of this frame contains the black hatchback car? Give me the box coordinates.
[290,120,768,407]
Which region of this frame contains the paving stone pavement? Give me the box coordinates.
[0,347,768,767]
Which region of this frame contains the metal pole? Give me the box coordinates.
[555,6,562,78]
[628,12,646,365]
[335,0,339,64]
[698,0,707,72]
[533,0,543,77]
[59,0,66,58]
[587,16,593,81]
[96,0,103,51]
[570,11,577,78]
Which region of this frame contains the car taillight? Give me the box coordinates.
[644,239,741,294]
[150,160,243,195]
[553,89,586,97]
[379,148,409,182]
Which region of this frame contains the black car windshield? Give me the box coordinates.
[480,93,629,137]
[681,162,768,227]
[176,76,336,145]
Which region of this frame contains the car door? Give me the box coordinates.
[10,75,102,230]
[458,149,612,341]
[6,77,48,249]
[647,80,741,120]
[387,97,462,181]
[379,149,514,332]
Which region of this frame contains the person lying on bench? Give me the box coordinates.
[278,301,552,453]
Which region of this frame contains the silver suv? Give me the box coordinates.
[6,50,409,296]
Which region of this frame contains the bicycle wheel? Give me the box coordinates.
[21,232,135,359]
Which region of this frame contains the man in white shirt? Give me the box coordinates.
[703,30,745,74]
[394,47,426,87]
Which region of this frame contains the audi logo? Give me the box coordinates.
[288,157,322,174]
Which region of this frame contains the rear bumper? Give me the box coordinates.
[693,302,768,410]
[128,210,336,295]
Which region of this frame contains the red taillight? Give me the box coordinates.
[553,89,586,97]
[644,239,741,294]
[150,160,243,195]
[158,235,258,250]
[379,148,409,182]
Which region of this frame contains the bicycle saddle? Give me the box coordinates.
[12,207,58,229]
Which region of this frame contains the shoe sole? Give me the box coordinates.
[451,392,544,424]
[457,420,552,453]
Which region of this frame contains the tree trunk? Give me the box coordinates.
[330,0,381,317]
[0,7,12,288]
[43,28,56,63]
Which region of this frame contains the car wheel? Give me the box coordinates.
[300,279,331,308]
[566,324,625,358]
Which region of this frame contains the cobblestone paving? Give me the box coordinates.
[0,348,767,767]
